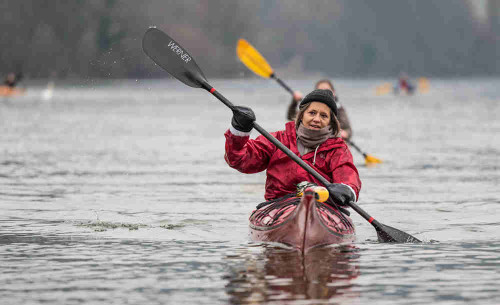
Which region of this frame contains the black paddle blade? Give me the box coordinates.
[376,223,421,243]
[142,27,208,88]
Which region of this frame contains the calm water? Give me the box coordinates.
[1,78,499,304]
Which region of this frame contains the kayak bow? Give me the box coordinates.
[0,86,25,96]
[249,187,355,254]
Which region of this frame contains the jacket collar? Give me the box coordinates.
[284,121,346,158]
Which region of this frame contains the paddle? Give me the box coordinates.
[417,77,429,93]
[142,27,420,243]
[375,82,393,96]
[237,38,383,166]
[236,38,294,95]
[345,139,382,165]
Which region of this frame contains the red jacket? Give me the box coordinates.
[224,121,361,201]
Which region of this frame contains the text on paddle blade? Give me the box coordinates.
[168,41,191,63]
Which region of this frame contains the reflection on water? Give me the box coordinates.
[225,245,360,304]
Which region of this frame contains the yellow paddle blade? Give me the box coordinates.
[418,77,429,93]
[236,39,274,78]
[375,82,392,96]
[365,154,383,165]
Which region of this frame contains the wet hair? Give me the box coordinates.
[315,79,335,92]
[295,102,340,137]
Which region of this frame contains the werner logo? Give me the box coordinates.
[168,41,191,63]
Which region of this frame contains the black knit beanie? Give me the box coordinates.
[299,89,338,116]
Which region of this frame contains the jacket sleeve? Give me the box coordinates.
[329,145,361,201]
[224,129,277,174]
[286,97,298,121]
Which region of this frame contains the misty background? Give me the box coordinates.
[1,0,499,79]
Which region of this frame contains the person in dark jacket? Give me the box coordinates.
[287,79,352,140]
[225,89,361,206]
[394,72,415,95]
[3,72,23,88]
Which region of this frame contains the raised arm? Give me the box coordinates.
[224,106,277,173]
[286,91,303,121]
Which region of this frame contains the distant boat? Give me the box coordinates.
[375,77,429,96]
[0,86,25,97]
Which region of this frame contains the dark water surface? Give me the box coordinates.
[1,78,499,304]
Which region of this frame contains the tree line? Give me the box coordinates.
[0,0,498,79]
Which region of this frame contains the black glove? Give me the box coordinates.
[231,106,256,132]
[327,183,355,206]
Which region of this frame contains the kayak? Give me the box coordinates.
[249,186,355,254]
[0,86,25,97]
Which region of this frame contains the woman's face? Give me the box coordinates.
[302,102,331,130]
[316,82,334,94]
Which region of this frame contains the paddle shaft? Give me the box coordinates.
[200,81,384,229]
[345,139,368,159]
[271,74,294,95]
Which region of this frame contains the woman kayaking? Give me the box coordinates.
[3,72,23,88]
[394,72,415,95]
[0,72,25,97]
[224,89,361,207]
[287,79,353,140]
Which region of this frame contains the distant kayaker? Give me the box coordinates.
[287,79,352,140]
[225,89,361,207]
[394,72,415,95]
[3,72,23,88]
